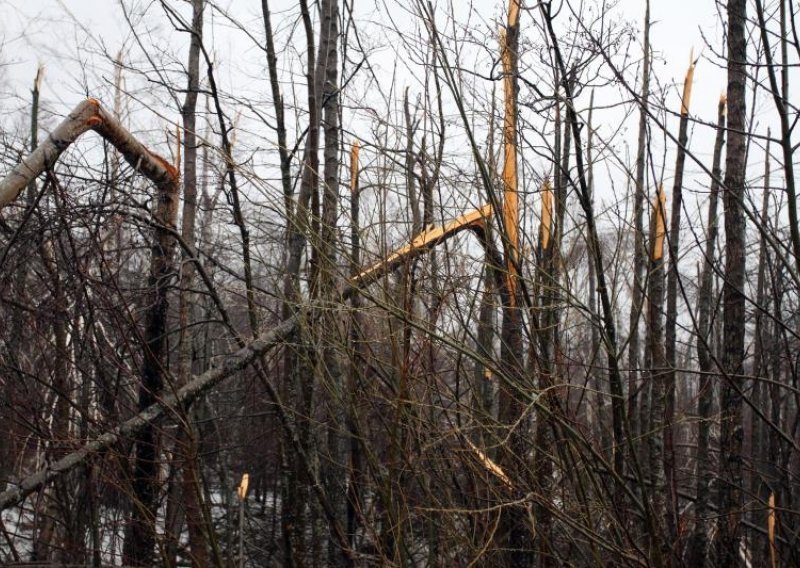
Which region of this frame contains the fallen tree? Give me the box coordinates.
[0,98,177,207]
[0,203,491,511]
[0,101,492,511]
[0,315,299,511]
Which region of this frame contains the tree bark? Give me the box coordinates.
[663,54,696,557]
[687,96,726,568]
[0,99,180,568]
[0,99,177,210]
[316,0,348,564]
[0,206,489,513]
[261,0,293,217]
[172,1,211,565]
[749,129,771,563]
[717,0,748,563]
[122,137,180,567]
[646,185,668,563]
[628,0,650,445]
[496,3,532,565]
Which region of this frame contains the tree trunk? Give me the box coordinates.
[2,66,43,493]
[748,129,771,562]
[172,1,211,565]
[261,0,293,216]
[346,141,363,553]
[122,155,180,567]
[316,0,348,564]
[628,0,650,446]
[717,0,747,563]
[687,95,726,568]
[31,235,72,563]
[646,185,668,563]
[663,54,696,558]
[280,1,329,560]
[496,3,532,565]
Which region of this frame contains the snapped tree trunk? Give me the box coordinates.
[0,102,180,568]
[645,185,668,563]
[663,53,696,556]
[122,143,180,568]
[495,3,532,565]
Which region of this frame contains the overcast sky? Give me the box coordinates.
[0,0,773,235]
[0,0,728,116]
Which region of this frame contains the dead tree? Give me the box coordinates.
[0,98,179,565]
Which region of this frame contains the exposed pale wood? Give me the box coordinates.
[350,141,360,195]
[354,204,492,284]
[663,50,697,550]
[501,2,520,296]
[652,184,666,261]
[0,98,177,210]
[768,493,777,568]
[540,179,553,250]
[0,203,490,513]
[680,51,697,116]
[464,437,513,489]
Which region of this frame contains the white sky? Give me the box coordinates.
[0,0,780,241]
[0,0,729,128]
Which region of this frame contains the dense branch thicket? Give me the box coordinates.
[0,0,798,565]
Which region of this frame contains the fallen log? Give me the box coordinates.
[0,98,492,510]
[0,315,299,510]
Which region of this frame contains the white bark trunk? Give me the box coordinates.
[0,98,177,210]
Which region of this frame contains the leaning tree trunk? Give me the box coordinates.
[0,200,487,518]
